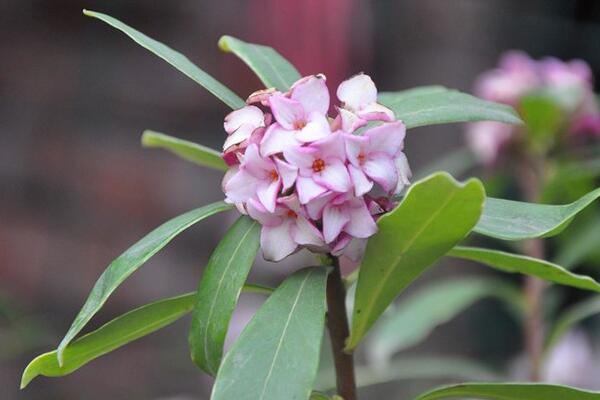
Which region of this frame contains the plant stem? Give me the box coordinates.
[516,154,546,381]
[326,256,358,400]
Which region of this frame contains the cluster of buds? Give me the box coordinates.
[467,51,600,163]
[221,74,411,261]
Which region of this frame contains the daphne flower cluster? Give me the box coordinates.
[467,51,600,163]
[221,74,411,261]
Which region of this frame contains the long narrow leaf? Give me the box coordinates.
[347,172,485,351]
[83,10,245,109]
[378,87,522,129]
[189,216,260,375]
[56,201,232,364]
[21,284,270,388]
[212,267,329,400]
[141,130,227,171]
[414,383,600,400]
[448,246,600,293]
[218,35,301,91]
[473,187,600,240]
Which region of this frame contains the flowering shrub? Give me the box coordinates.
[222,74,410,261]
[20,10,600,400]
[467,51,600,163]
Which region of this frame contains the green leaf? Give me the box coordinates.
[218,35,301,91]
[448,246,600,293]
[519,94,563,151]
[546,296,600,352]
[20,284,270,389]
[414,383,600,400]
[473,187,600,240]
[378,86,522,129]
[212,267,329,400]
[83,10,245,109]
[310,392,333,400]
[56,201,231,365]
[347,172,485,351]
[315,356,501,391]
[367,277,521,365]
[189,216,260,375]
[141,130,227,171]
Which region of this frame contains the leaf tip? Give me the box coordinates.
[20,360,38,389]
[217,36,232,52]
[82,9,94,17]
[140,130,157,147]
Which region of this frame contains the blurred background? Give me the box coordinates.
[2,0,600,399]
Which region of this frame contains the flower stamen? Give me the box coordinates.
[293,119,307,130]
[287,210,298,218]
[312,159,326,173]
[269,169,279,181]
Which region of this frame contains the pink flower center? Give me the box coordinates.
[312,159,326,173]
[287,210,298,218]
[293,119,307,130]
[269,169,279,181]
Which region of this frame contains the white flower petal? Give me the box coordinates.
[296,112,331,142]
[291,75,330,115]
[269,94,306,130]
[314,159,352,193]
[274,158,298,191]
[224,106,264,133]
[363,154,398,192]
[344,200,378,239]
[291,217,324,246]
[257,180,281,213]
[323,204,351,243]
[337,73,378,111]
[296,176,328,204]
[260,124,300,156]
[260,221,297,262]
[348,164,373,196]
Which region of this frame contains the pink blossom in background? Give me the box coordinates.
[467,51,600,163]
[222,73,410,262]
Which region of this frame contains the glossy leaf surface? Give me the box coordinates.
[21,284,270,388]
[218,35,301,91]
[448,246,600,293]
[473,188,600,240]
[189,216,260,375]
[415,383,600,400]
[142,130,227,171]
[56,201,231,364]
[347,172,485,350]
[378,86,522,129]
[212,267,328,400]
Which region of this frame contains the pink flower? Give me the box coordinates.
[223,144,297,212]
[344,121,407,195]
[539,58,593,90]
[260,75,331,155]
[337,73,394,124]
[474,51,539,105]
[247,195,324,261]
[305,192,377,244]
[284,132,352,204]
[220,73,412,262]
[223,106,266,151]
[466,121,514,164]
